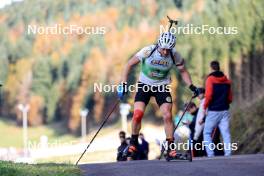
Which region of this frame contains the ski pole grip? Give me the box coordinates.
[167,15,178,31]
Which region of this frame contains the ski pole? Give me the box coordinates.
[75,99,120,165]
[167,15,178,31]
[159,95,195,160]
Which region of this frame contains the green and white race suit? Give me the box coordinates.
[135,45,183,85]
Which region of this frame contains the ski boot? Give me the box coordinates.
[127,144,138,160]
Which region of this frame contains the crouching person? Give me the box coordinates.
[117,131,128,161]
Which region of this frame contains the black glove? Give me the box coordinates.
[189,84,199,98]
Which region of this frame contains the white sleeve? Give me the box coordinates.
[135,45,155,61]
[193,99,205,140]
[172,49,184,66]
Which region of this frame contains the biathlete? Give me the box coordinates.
[117,32,199,160]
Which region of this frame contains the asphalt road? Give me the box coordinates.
[80,154,264,176]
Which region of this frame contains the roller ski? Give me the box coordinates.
[162,138,193,162]
[165,150,192,162]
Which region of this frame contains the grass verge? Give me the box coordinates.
[231,98,264,154]
[0,161,81,176]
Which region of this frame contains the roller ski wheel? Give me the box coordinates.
[187,151,192,162]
